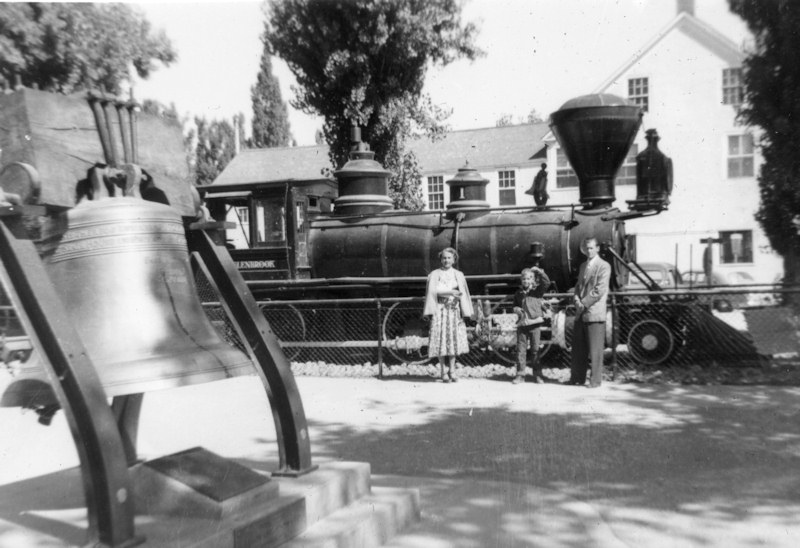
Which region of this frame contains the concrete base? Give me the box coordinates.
[0,457,419,548]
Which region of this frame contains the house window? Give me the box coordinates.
[628,77,649,112]
[556,148,578,188]
[616,144,639,185]
[235,206,249,225]
[719,230,753,264]
[727,134,754,178]
[722,68,743,106]
[498,170,516,205]
[427,176,445,210]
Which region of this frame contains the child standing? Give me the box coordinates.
[512,267,550,384]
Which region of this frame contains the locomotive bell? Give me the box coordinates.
[3,196,253,408]
[550,93,642,208]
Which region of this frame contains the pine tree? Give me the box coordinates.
[194,116,243,186]
[251,46,291,148]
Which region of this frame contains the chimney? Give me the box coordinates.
[677,0,695,16]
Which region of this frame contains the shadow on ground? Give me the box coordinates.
[241,383,800,547]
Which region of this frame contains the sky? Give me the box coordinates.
[134,0,750,147]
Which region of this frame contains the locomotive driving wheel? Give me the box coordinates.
[382,302,431,365]
[626,318,675,366]
[259,303,306,361]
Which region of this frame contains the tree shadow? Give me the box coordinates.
[241,384,800,547]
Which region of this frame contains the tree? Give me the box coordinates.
[251,45,292,147]
[496,114,514,127]
[264,0,482,209]
[0,3,175,94]
[496,109,544,127]
[194,114,246,187]
[526,109,545,124]
[142,99,182,128]
[729,0,800,287]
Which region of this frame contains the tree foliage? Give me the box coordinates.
[251,44,292,147]
[729,1,800,275]
[194,114,246,187]
[264,0,482,209]
[495,114,514,127]
[526,109,545,124]
[496,108,544,127]
[0,3,175,94]
[141,99,182,128]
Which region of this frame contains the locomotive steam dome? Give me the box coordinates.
[332,127,393,216]
[445,162,490,215]
[549,93,642,208]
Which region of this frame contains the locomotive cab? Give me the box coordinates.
[203,179,336,281]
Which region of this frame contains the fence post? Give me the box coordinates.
[610,294,618,380]
[376,298,384,379]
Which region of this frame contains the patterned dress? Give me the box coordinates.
[428,268,470,357]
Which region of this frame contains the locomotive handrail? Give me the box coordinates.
[603,244,662,291]
[306,202,592,224]
[201,292,576,308]
[244,273,527,289]
[612,286,785,297]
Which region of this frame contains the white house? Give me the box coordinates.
[416,3,781,283]
[571,4,780,283]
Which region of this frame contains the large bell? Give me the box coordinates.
[2,196,253,408]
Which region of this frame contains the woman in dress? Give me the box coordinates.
[423,247,474,382]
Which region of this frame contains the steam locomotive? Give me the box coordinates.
[201,93,672,299]
[198,93,675,364]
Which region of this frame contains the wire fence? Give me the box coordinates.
[197,284,799,376]
[2,267,799,382]
[214,287,800,369]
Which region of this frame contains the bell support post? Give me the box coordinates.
[187,223,316,476]
[0,218,140,547]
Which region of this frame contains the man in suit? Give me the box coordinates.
[567,237,611,388]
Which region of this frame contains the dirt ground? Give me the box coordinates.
[2,373,800,547]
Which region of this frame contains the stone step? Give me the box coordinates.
[278,486,421,548]
[274,461,372,526]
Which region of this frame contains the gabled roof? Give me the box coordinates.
[409,123,549,175]
[594,11,746,93]
[211,123,550,186]
[212,144,333,186]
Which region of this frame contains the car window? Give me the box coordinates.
[644,270,666,283]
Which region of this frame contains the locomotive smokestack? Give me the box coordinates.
[549,93,642,208]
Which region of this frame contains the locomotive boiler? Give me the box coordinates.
[202,93,672,299]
